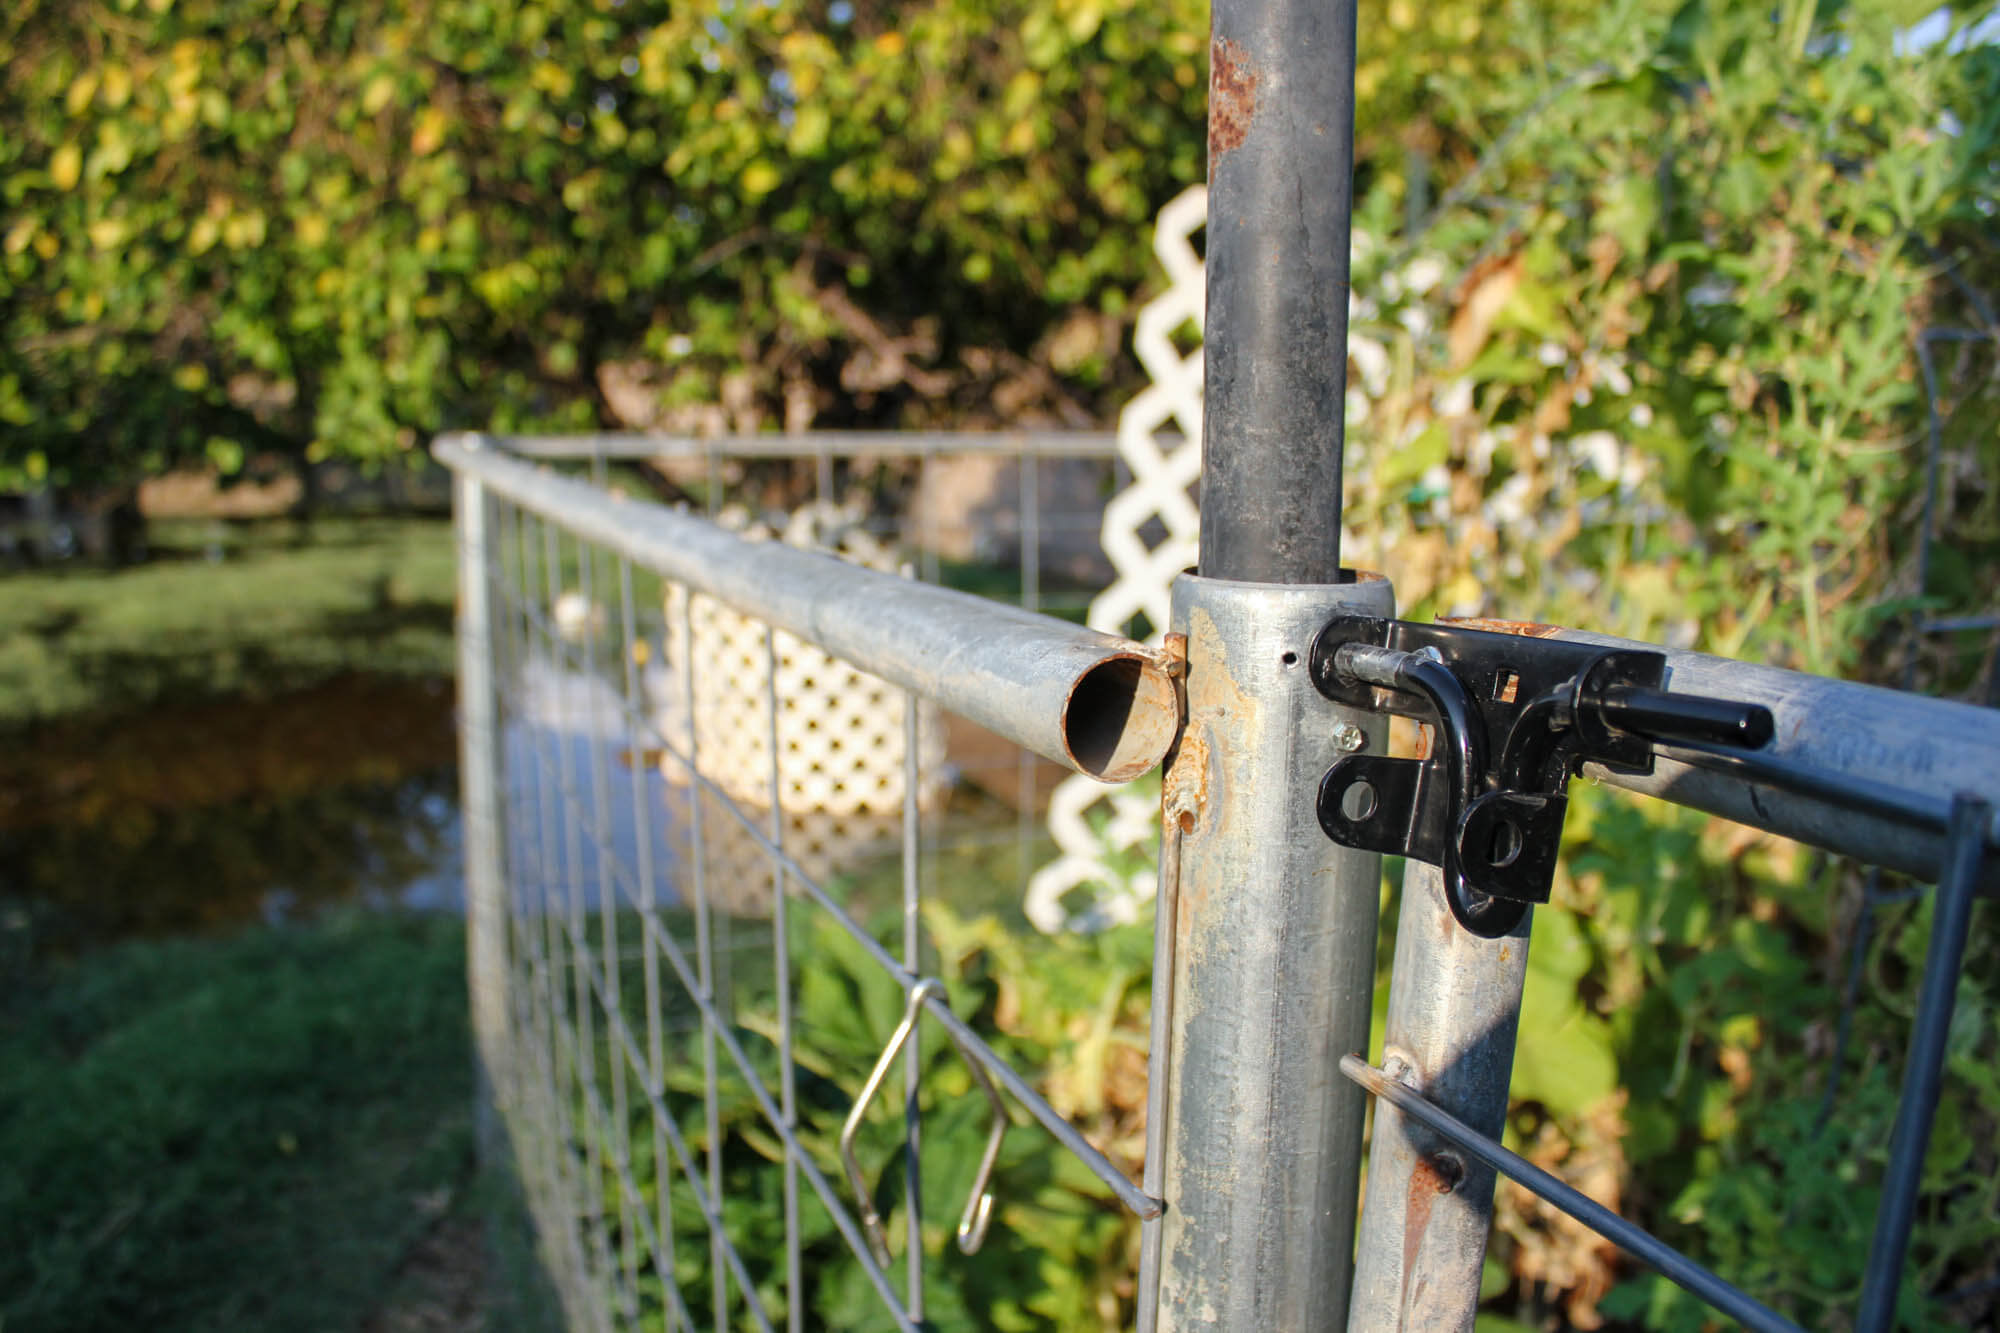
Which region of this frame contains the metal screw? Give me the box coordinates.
[1414,645,1446,665]
[1332,721,1367,753]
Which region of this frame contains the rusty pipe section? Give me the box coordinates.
[1346,860,1532,1332]
[1200,0,1361,584]
[1153,572,1394,1331]
[1443,620,2000,880]
[435,435,1178,782]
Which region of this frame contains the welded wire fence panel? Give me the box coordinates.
[514,433,1131,920]
[449,427,1998,1333]
[449,434,1163,1332]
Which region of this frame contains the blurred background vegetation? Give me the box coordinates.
[2,0,1997,1327]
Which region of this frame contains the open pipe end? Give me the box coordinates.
[1062,654,1180,783]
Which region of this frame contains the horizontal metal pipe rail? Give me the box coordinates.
[454,451,1182,1330]
[499,586,1165,1218]
[1448,620,2000,878]
[437,433,1177,783]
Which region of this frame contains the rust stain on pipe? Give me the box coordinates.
[1209,38,1260,161]
[1172,610,1251,952]
[1058,651,1181,783]
[1437,616,1565,639]
[1400,1154,1461,1317]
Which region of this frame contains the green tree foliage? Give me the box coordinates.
[0,0,1629,494]
[0,0,1214,490]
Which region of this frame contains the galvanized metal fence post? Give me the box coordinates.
[1148,574,1393,1331]
[455,463,514,1140]
[1144,0,1384,1323]
[1346,865,1531,1329]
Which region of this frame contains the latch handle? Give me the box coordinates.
[1312,618,1774,938]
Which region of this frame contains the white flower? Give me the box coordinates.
[1435,378,1475,418]
[1575,430,1623,481]
[1403,256,1446,295]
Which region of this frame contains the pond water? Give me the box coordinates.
[0,673,465,959]
[0,642,1048,969]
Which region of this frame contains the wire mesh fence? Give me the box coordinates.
[444,421,1997,1332]
[447,433,1167,1332]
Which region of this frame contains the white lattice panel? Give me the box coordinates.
[663,502,947,910]
[1026,186,1209,934]
[1026,182,1652,932]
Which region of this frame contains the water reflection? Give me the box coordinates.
[0,674,461,957]
[502,653,687,918]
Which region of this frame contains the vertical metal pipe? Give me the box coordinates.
[1154,572,1394,1330]
[1855,794,1991,1332]
[1198,0,1360,583]
[1347,863,1533,1331]
[454,470,513,1135]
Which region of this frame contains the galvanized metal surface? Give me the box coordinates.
[1451,621,2000,877]
[1153,571,1394,1331]
[1347,860,1531,1333]
[1341,1056,1805,1333]
[1199,0,1360,583]
[490,429,1123,459]
[436,435,1177,783]
[476,481,1170,1331]
[453,476,513,1118]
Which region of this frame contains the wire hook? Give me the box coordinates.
[839,978,1010,1268]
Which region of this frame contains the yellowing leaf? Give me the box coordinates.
[411,106,448,156]
[3,220,35,256]
[872,31,906,56]
[530,62,574,98]
[66,71,100,116]
[50,144,82,192]
[294,213,328,247]
[222,211,267,249]
[173,363,209,392]
[361,73,397,116]
[87,217,126,250]
[94,123,133,175]
[101,65,133,109]
[788,103,830,156]
[188,214,220,254]
[740,160,781,197]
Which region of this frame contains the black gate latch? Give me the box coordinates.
[1309,616,1776,938]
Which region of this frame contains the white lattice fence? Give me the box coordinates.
[663,501,949,910]
[1024,180,1657,932]
[1026,185,1208,933]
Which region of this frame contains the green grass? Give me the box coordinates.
[0,911,518,1333]
[0,516,457,727]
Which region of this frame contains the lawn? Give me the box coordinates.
[0,516,558,1331]
[0,911,554,1333]
[0,516,458,727]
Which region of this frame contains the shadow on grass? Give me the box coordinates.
[0,911,558,1333]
